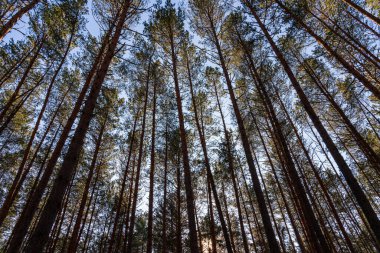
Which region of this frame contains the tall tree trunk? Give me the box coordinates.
[212,77,250,253]
[207,180,217,253]
[108,113,138,253]
[341,0,380,25]
[0,38,43,126]
[162,124,168,253]
[186,54,234,253]
[176,154,182,253]
[0,0,40,40]
[5,18,114,253]
[20,3,132,251]
[0,31,74,227]
[169,27,199,253]
[297,54,380,171]
[146,70,157,253]
[244,2,380,245]
[273,0,380,100]
[277,92,356,252]
[207,12,280,253]
[67,116,106,253]
[126,57,151,253]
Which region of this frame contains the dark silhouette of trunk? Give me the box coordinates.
[277,92,356,252]
[311,6,380,67]
[207,180,217,253]
[169,26,199,253]
[341,0,380,25]
[242,46,330,251]
[146,70,157,253]
[126,57,151,253]
[244,1,380,245]
[0,44,36,88]
[176,154,182,253]
[252,117,307,251]
[20,3,131,251]
[273,0,380,100]
[162,124,168,253]
[67,116,106,253]
[108,113,138,253]
[253,151,287,252]
[186,53,233,253]
[296,54,380,171]
[6,19,114,253]
[207,11,280,252]
[220,181,237,253]
[123,153,137,253]
[212,77,249,253]
[0,0,40,40]
[0,31,74,227]
[0,38,43,125]
[345,9,380,38]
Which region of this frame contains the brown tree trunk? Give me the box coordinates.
[146,70,157,253]
[126,57,151,253]
[341,0,380,25]
[0,0,40,40]
[274,0,380,100]
[277,92,356,252]
[162,124,168,253]
[176,154,182,253]
[208,13,280,253]
[186,54,234,253]
[5,19,114,253]
[67,116,106,253]
[297,55,380,171]
[207,180,217,253]
[244,2,380,245]
[0,38,43,125]
[212,77,250,253]
[0,32,74,227]
[108,113,138,253]
[169,27,199,253]
[20,3,132,251]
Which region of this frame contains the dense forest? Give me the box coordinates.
[0,0,379,252]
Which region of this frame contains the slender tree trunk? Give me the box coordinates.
[207,13,280,253]
[19,4,131,251]
[244,2,380,245]
[108,113,138,253]
[211,77,250,253]
[126,57,151,253]
[273,0,380,100]
[0,0,40,40]
[186,54,234,253]
[169,27,199,253]
[67,117,106,253]
[207,180,217,253]
[0,32,74,227]
[146,70,157,253]
[341,0,380,25]
[162,124,168,253]
[277,92,356,252]
[5,17,114,253]
[176,154,182,253]
[0,39,43,125]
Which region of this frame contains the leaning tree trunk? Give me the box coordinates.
[19,3,132,251]
[186,54,234,253]
[244,1,380,246]
[208,14,281,252]
[0,0,40,40]
[5,21,113,253]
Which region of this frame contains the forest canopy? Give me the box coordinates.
[0,0,379,252]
